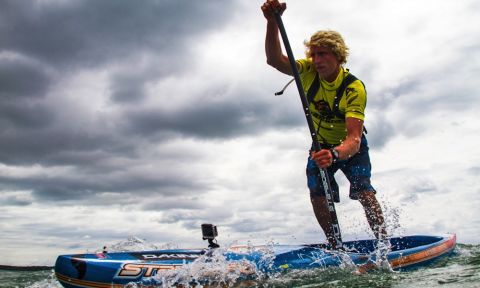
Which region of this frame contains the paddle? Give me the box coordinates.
[273,10,344,249]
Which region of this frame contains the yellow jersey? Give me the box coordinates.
[297,59,366,145]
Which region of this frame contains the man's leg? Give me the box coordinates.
[357,191,387,239]
[310,196,338,248]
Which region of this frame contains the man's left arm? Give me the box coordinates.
[311,117,363,168]
[335,117,363,159]
[334,80,366,161]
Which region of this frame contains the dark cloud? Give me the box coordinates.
[122,86,305,140]
[1,195,33,206]
[0,0,239,148]
[110,72,149,103]
[0,55,55,131]
[0,0,234,69]
[0,56,51,99]
[0,0,244,171]
[364,113,395,149]
[0,125,123,165]
[0,100,54,130]
[124,100,267,139]
[0,167,209,204]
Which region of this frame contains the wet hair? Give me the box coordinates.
[304,30,349,65]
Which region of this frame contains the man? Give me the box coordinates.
[261,0,386,247]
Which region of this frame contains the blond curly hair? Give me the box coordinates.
[304,30,349,65]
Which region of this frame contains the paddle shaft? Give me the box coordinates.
[273,11,343,249]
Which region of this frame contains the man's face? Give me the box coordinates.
[310,46,341,82]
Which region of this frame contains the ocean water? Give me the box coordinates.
[1,243,479,288]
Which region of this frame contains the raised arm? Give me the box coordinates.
[261,0,293,75]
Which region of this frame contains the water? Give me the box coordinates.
[1,243,479,288]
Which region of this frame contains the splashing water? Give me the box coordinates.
[383,200,405,237]
[144,241,278,287]
[152,248,255,287]
[101,236,177,253]
[375,239,394,271]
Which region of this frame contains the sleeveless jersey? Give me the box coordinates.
[297,59,367,145]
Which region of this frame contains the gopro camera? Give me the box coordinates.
[201,223,219,248]
[201,224,218,240]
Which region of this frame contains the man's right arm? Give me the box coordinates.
[261,0,293,75]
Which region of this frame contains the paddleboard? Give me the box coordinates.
[54,233,456,288]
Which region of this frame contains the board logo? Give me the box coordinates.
[116,263,181,278]
[141,253,200,260]
[129,252,202,261]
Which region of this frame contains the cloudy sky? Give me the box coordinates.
[1,0,479,266]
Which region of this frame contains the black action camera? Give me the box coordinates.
[201,224,218,240]
[201,223,219,248]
